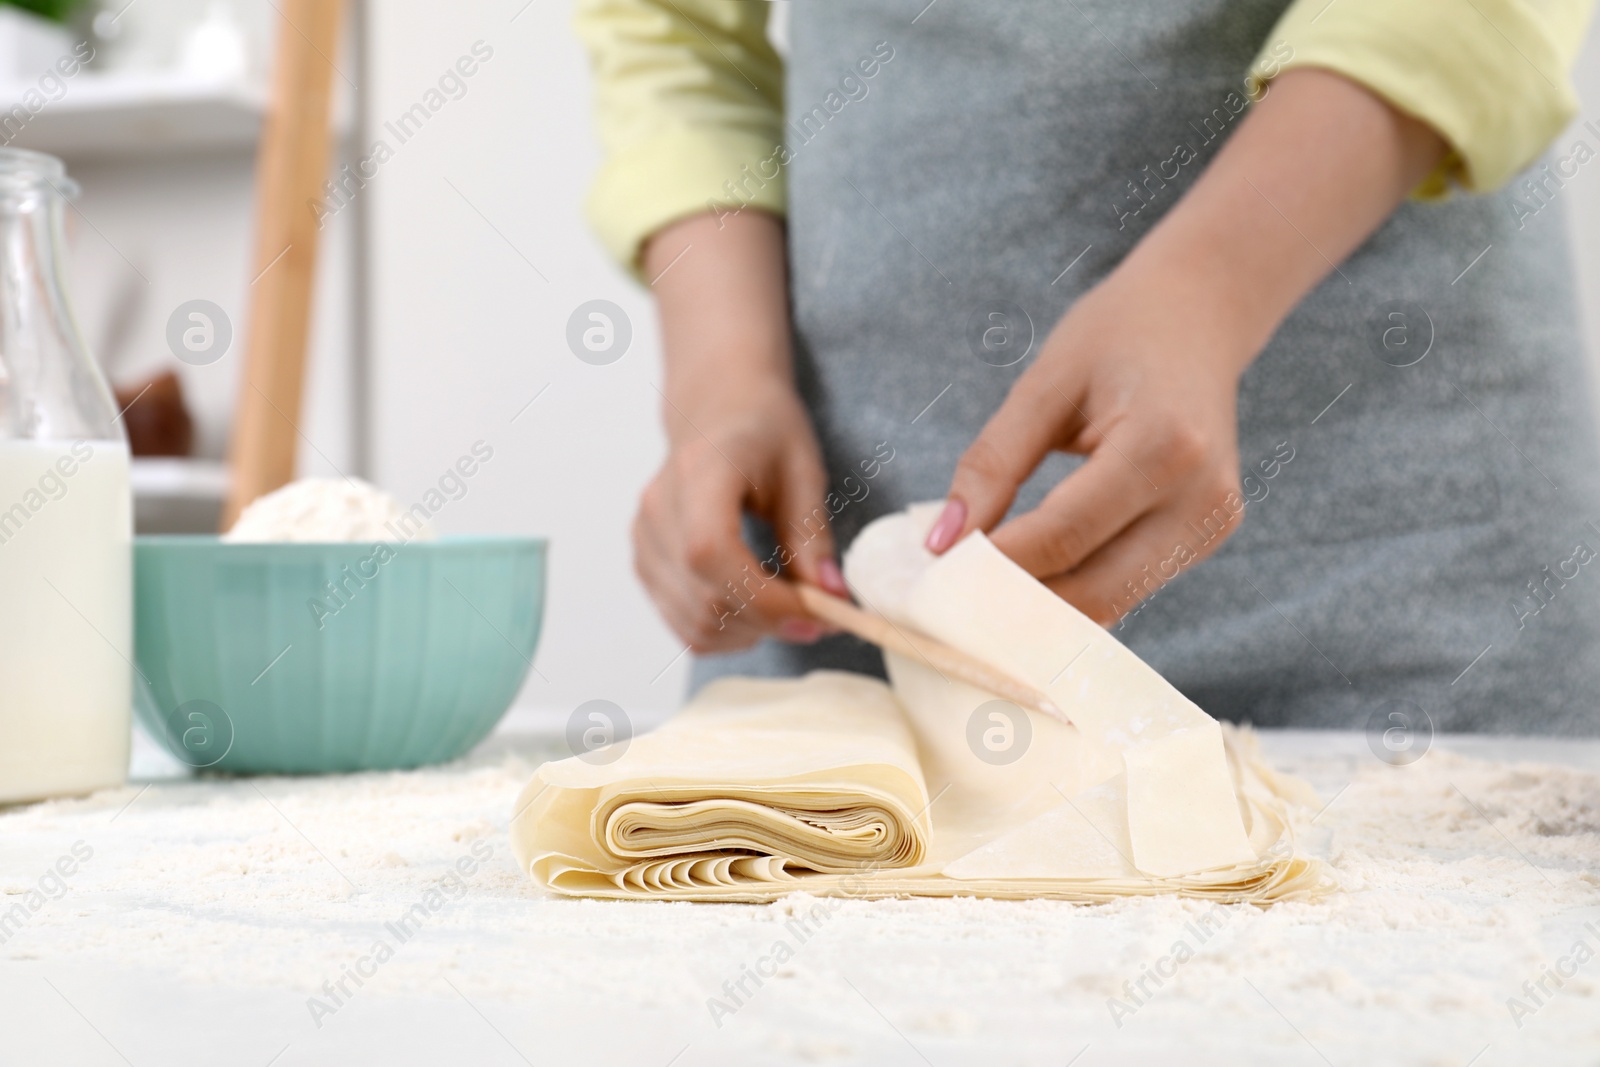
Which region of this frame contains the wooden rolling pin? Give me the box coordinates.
[796,585,1070,725]
[220,0,346,528]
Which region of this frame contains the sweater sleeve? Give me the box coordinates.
[1246,0,1597,196]
[573,0,786,279]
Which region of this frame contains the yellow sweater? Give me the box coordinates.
[574,0,1595,276]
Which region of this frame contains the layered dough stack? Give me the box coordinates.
[510,504,1328,903]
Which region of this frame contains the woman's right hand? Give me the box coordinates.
[634,378,847,651]
[634,210,849,653]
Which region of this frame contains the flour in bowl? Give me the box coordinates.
[223,477,436,543]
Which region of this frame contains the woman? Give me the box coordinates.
[578,0,1600,733]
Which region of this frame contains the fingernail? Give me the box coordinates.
[924,499,967,554]
[816,559,849,597]
[780,619,825,643]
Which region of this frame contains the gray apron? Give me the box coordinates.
[693,0,1600,736]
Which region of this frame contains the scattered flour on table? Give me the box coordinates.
[223,477,434,542]
[2,735,1598,1064]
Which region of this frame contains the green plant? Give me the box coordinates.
[0,0,88,24]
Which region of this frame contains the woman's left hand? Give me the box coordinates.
[923,68,1448,625]
[926,256,1253,625]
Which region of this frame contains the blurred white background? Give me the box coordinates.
[16,0,1600,725]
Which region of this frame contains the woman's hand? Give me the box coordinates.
[635,210,849,652]
[935,259,1252,625]
[928,68,1447,623]
[634,377,847,651]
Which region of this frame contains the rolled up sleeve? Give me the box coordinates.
[1247,0,1596,196]
[573,0,786,278]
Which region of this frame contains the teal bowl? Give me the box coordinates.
[133,535,546,774]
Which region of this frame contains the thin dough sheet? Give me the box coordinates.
[510,509,1329,904]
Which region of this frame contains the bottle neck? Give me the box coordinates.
[0,186,70,308]
[0,179,119,442]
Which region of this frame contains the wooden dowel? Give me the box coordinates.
[796,585,1071,725]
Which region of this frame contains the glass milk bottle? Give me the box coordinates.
[0,149,131,804]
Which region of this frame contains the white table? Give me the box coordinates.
[2,717,1597,1067]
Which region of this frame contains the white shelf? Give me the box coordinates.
[130,456,229,499]
[0,71,268,159]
